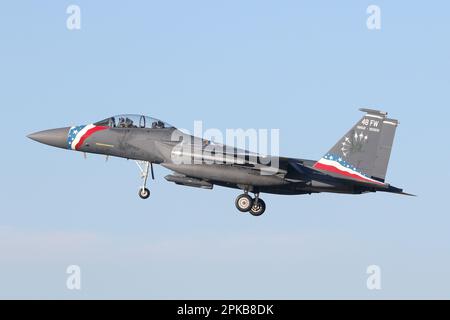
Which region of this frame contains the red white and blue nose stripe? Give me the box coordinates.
[67,124,108,150]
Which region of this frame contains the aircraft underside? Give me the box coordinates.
[157,161,374,216]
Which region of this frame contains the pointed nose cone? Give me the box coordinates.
[27,127,70,149]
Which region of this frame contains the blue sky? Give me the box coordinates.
[0,1,449,299]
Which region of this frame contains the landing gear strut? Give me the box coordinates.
[235,192,266,216]
[136,161,154,199]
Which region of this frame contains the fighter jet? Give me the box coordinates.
[27,109,412,216]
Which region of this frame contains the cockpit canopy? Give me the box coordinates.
[95,115,174,129]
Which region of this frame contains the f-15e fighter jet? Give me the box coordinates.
[28,109,412,216]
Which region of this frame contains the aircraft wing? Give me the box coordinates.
[168,139,288,176]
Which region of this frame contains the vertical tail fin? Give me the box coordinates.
[372,118,398,182]
[313,108,399,185]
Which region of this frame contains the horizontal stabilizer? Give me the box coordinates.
[382,185,417,197]
[400,192,417,197]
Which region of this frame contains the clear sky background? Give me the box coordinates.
[0,1,449,299]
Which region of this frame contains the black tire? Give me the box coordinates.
[250,198,266,216]
[139,188,150,199]
[235,194,253,212]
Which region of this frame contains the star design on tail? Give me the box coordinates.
[341,130,368,157]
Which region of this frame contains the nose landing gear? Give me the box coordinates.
[136,161,154,199]
[139,187,150,199]
[235,192,266,216]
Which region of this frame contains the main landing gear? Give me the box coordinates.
[136,161,154,199]
[235,192,266,216]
